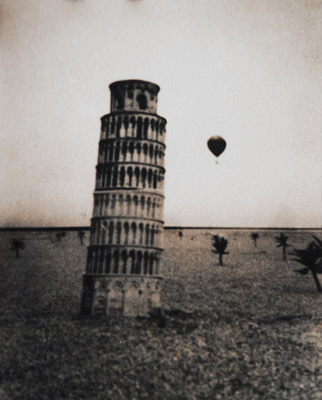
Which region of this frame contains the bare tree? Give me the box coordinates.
[10,239,25,259]
[251,232,259,248]
[212,235,229,266]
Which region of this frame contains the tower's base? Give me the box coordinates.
[81,274,162,317]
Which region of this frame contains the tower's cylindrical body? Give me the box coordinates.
[81,80,166,317]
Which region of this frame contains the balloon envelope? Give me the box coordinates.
[207,136,226,158]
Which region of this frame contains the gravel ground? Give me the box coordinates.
[0,228,321,399]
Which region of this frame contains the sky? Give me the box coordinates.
[1,0,322,228]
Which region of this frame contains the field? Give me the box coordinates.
[0,227,321,400]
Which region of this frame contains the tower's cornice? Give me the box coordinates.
[109,79,160,93]
[101,111,167,124]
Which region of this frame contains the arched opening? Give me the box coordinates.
[158,171,163,188]
[137,94,147,110]
[137,117,143,138]
[136,251,143,274]
[130,250,136,274]
[143,118,149,139]
[108,221,114,244]
[98,248,104,273]
[119,194,124,214]
[143,143,148,162]
[124,116,129,131]
[136,142,141,161]
[145,224,150,245]
[140,195,145,212]
[101,221,107,244]
[152,198,156,217]
[149,144,154,162]
[105,249,111,273]
[121,250,128,274]
[126,194,131,214]
[119,167,125,186]
[141,168,147,188]
[124,222,129,244]
[114,93,124,110]
[106,166,112,187]
[139,223,144,245]
[121,141,127,161]
[111,117,115,135]
[113,250,119,274]
[116,222,122,245]
[129,142,135,160]
[147,197,151,216]
[149,253,154,275]
[127,167,133,187]
[111,194,117,213]
[133,195,139,216]
[112,166,118,187]
[134,167,140,187]
[154,145,158,163]
[131,222,137,244]
[116,117,122,137]
[148,169,153,188]
[144,252,149,275]
[92,250,97,273]
[151,225,155,246]
[130,116,136,134]
[104,194,110,213]
[114,141,120,161]
[153,170,158,189]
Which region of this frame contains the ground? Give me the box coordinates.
[0,228,321,399]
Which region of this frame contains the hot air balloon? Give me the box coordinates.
[207,136,226,162]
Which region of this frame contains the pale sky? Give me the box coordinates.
[1,0,322,227]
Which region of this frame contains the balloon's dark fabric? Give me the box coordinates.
[207,136,226,158]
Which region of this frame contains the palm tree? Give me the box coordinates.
[292,236,322,292]
[10,239,25,259]
[78,230,85,245]
[212,235,229,266]
[251,232,259,248]
[275,233,289,261]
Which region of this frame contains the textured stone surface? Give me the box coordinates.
[81,80,167,316]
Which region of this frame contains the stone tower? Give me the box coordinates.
[81,79,167,317]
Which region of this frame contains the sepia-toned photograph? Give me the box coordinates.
[1,0,322,399]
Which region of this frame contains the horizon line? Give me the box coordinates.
[0,226,321,232]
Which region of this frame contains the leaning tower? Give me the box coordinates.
[81,79,167,317]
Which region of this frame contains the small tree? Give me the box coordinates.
[275,233,289,261]
[251,232,259,248]
[212,235,229,266]
[10,239,25,259]
[56,231,66,242]
[292,236,322,292]
[78,230,85,245]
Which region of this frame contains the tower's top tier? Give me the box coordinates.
[109,80,160,114]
